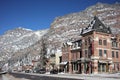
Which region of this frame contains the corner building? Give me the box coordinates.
[61,16,120,74]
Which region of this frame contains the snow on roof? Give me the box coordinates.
[67,42,72,45]
[82,26,93,34]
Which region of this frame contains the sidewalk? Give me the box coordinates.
[49,73,120,80]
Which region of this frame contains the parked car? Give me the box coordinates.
[33,68,39,73]
[25,70,31,73]
[50,69,58,74]
[34,68,46,74]
[39,68,46,74]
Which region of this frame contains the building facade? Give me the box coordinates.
[46,51,62,71]
[61,16,120,74]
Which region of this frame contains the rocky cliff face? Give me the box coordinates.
[45,2,120,51]
[0,2,120,66]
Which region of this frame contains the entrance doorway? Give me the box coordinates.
[98,63,108,73]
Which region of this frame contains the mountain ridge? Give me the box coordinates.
[0,2,120,67]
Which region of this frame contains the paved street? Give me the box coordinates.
[1,72,120,80]
[5,72,83,80]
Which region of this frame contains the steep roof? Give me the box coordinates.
[81,16,112,35]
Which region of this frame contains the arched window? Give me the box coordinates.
[99,39,102,45]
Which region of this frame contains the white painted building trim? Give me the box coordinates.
[91,56,99,59]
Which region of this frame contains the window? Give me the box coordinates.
[76,42,78,48]
[112,42,114,47]
[99,39,102,45]
[112,41,118,47]
[117,64,119,70]
[88,37,92,44]
[99,49,102,57]
[73,43,76,48]
[116,42,118,47]
[85,40,87,45]
[78,41,81,47]
[116,52,119,58]
[112,51,114,58]
[102,64,105,72]
[88,48,91,58]
[100,25,103,29]
[85,50,87,58]
[103,40,107,46]
[80,51,82,58]
[59,56,62,63]
[113,64,115,70]
[104,50,107,57]
[98,63,101,72]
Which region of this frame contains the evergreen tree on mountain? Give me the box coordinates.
[40,37,47,68]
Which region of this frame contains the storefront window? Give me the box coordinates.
[98,63,101,72]
[102,64,105,72]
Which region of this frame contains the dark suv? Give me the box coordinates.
[50,69,58,74]
[39,68,46,74]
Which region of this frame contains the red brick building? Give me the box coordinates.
[61,16,120,74]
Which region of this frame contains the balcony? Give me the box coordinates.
[71,46,81,50]
[71,40,82,50]
[111,47,120,50]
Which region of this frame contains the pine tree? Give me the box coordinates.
[40,37,47,69]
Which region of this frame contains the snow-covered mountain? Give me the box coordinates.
[0,2,120,67]
[0,27,48,63]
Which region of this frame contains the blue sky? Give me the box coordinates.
[0,0,119,35]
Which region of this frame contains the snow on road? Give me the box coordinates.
[2,74,30,80]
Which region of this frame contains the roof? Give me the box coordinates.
[81,16,112,35]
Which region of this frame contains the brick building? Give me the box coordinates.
[61,16,120,74]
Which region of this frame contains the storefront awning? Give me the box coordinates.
[99,60,107,63]
[99,60,112,63]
